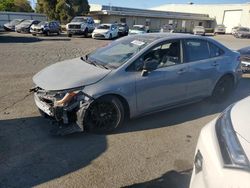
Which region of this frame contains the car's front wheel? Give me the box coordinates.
[85,96,124,133]
[211,75,234,102]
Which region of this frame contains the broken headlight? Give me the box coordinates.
[54,89,89,107]
[216,105,250,171]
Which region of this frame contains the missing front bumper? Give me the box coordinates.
[34,92,93,135]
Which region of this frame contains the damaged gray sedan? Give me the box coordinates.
[32,33,241,135]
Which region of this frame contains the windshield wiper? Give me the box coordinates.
[80,56,97,67]
[97,63,109,70]
[81,56,109,70]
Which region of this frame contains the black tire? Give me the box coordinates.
[109,33,112,39]
[84,28,88,37]
[210,76,234,103]
[38,109,49,118]
[45,31,49,36]
[68,33,72,37]
[85,96,125,134]
[32,34,36,36]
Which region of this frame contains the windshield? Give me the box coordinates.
[87,36,152,69]
[38,21,48,26]
[131,26,145,31]
[239,28,250,32]
[97,24,111,29]
[71,17,87,23]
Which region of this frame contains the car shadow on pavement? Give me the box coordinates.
[125,170,191,188]
[0,35,71,43]
[118,76,250,134]
[0,116,107,187]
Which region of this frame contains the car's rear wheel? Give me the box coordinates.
[109,33,112,39]
[211,75,234,102]
[84,28,88,37]
[68,33,72,37]
[85,96,124,133]
[45,31,50,36]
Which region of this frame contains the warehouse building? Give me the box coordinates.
[89,4,214,33]
[152,3,250,33]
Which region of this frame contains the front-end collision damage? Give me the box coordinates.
[30,86,94,135]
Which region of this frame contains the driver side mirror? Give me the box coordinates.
[141,59,158,76]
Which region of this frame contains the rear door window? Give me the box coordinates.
[184,39,210,62]
[208,42,224,58]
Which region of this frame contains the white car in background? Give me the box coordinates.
[92,23,118,39]
[190,97,250,188]
[129,25,147,35]
[214,24,226,34]
[193,26,205,36]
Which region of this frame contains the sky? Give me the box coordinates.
[30,0,250,9]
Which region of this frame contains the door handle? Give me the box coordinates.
[211,61,219,66]
[177,68,186,74]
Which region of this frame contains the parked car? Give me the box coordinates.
[231,26,240,35]
[30,21,61,36]
[238,46,250,73]
[193,26,205,36]
[92,23,119,39]
[189,96,250,188]
[214,24,226,34]
[66,16,95,37]
[117,23,129,36]
[15,20,40,33]
[31,33,241,135]
[129,25,147,35]
[4,19,24,31]
[160,24,174,33]
[234,27,250,38]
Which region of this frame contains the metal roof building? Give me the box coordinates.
[89,4,214,32]
[152,3,250,33]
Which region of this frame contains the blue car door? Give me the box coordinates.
[135,40,189,114]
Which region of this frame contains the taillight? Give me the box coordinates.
[237,56,241,63]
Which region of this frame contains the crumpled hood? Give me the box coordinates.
[33,57,111,91]
[31,24,43,29]
[16,23,30,28]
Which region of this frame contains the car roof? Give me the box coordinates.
[127,33,226,47]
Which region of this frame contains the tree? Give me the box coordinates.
[36,0,90,23]
[0,0,33,12]
[36,0,58,20]
[14,0,33,12]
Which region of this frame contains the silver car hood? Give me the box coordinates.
[33,58,111,91]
